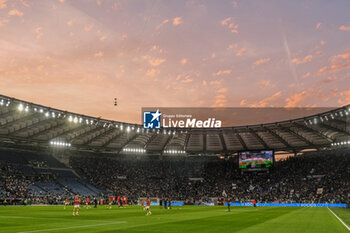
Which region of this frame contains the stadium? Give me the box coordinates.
[1,1,350,232]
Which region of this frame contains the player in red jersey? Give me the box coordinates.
[143,197,152,216]
[85,197,90,209]
[73,194,80,216]
[253,199,257,208]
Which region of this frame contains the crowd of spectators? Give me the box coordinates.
[1,149,349,205]
[0,162,72,204]
[71,150,350,204]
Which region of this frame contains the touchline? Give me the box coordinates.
[162,118,222,128]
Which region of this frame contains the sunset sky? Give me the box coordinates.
[0,0,350,123]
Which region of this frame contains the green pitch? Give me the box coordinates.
[0,205,349,233]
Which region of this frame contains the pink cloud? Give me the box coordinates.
[254,58,270,65]
[316,22,321,30]
[8,9,23,16]
[239,99,247,106]
[0,0,7,8]
[250,91,282,107]
[236,48,246,56]
[301,72,311,79]
[321,76,336,84]
[338,89,350,105]
[291,55,312,64]
[339,25,350,31]
[285,91,307,107]
[212,94,227,107]
[209,80,222,86]
[173,17,183,25]
[221,17,238,33]
[181,77,193,83]
[155,19,169,30]
[317,50,350,75]
[149,58,165,67]
[258,80,271,89]
[214,70,232,76]
[34,27,43,40]
[94,51,104,58]
[180,58,188,65]
[218,88,227,93]
[146,69,159,77]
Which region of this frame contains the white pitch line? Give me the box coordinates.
[327,207,350,231]
[17,221,127,233]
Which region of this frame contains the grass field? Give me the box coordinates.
[0,205,349,233]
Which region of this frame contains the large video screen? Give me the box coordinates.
[238,150,274,169]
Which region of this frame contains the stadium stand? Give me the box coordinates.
[0,94,349,206]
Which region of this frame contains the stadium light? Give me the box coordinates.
[123,147,146,153]
[50,140,71,147]
[18,103,24,111]
[164,149,186,154]
[45,112,49,117]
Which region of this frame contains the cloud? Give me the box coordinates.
[239,99,247,106]
[59,0,65,3]
[84,24,94,31]
[218,88,227,93]
[338,89,350,105]
[227,43,237,50]
[301,72,311,79]
[253,58,270,65]
[227,44,246,56]
[213,94,227,107]
[258,80,271,89]
[250,91,282,107]
[209,80,222,86]
[339,25,350,31]
[150,45,163,53]
[35,27,43,40]
[67,20,73,26]
[0,0,7,8]
[8,9,23,16]
[317,50,350,75]
[94,51,104,58]
[146,69,159,77]
[181,77,193,83]
[173,17,182,25]
[291,55,312,64]
[149,58,165,67]
[155,19,169,30]
[214,70,232,76]
[285,91,307,107]
[321,76,336,84]
[180,58,188,64]
[221,17,238,33]
[316,22,321,30]
[99,36,106,42]
[202,80,207,86]
[236,47,246,56]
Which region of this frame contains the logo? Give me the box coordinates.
[143,110,161,129]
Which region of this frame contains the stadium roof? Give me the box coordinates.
[0,94,349,155]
